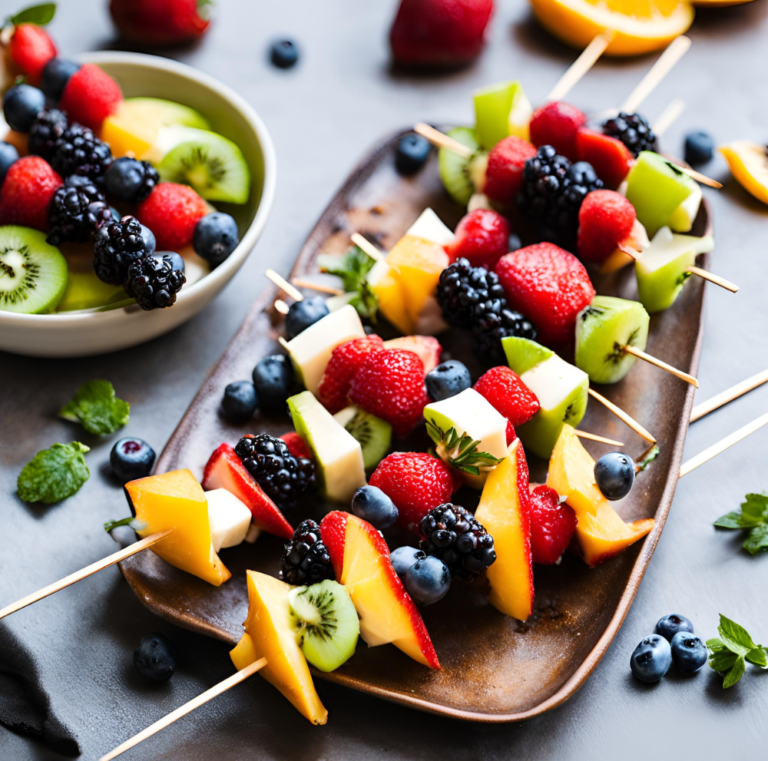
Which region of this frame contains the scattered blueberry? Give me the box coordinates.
[351,485,399,529]
[133,633,177,683]
[270,39,299,69]
[151,251,185,274]
[110,438,156,482]
[0,142,20,186]
[508,233,522,252]
[671,631,708,674]
[65,174,95,188]
[252,355,295,415]
[139,224,156,256]
[193,212,239,267]
[684,131,714,166]
[390,546,426,577]
[103,157,159,204]
[40,57,81,101]
[425,360,472,402]
[406,556,451,606]
[3,84,46,132]
[221,380,258,422]
[630,634,672,683]
[285,296,329,339]
[655,613,694,642]
[395,133,431,176]
[594,452,635,500]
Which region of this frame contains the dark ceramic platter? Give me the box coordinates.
[120,130,712,722]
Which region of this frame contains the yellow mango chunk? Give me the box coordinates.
[368,260,415,335]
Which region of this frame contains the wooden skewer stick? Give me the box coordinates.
[265,268,304,302]
[291,278,344,296]
[690,369,768,423]
[686,266,738,293]
[0,530,172,621]
[277,336,290,351]
[574,430,624,447]
[546,31,614,102]
[274,299,290,315]
[652,97,686,137]
[680,412,768,478]
[588,388,656,444]
[621,36,692,113]
[623,344,699,387]
[100,658,268,761]
[413,122,473,159]
[673,163,723,189]
[350,232,386,262]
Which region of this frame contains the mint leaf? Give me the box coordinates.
[722,656,746,688]
[718,614,756,654]
[8,3,57,26]
[706,637,725,652]
[714,511,747,529]
[746,647,768,669]
[709,650,738,673]
[17,442,90,504]
[743,524,768,555]
[318,246,378,321]
[59,380,130,435]
[741,492,768,524]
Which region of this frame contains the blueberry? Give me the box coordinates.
[426,360,472,402]
[151,251,185,274]
[568,161,599,186]
[390,546,426,577]
[41,58,81,101]
[351,485,399,529]
[684,131,714,166]
[655,613,694,642]
[221,380,258,422]
[104,157,157,204]
[395,134,431,176]
[252,355,295,415]
[193,212,239,267]
[0,142,19,186]
[3,84,46,132]
[630,634,672,683]
[270,39,299,69]
[133,633,177,683]
[139,224,156,255]
[66,174,95,188]
[110,438,156,482]
[285,296,329,339]
[671,631,707,674]
[406,556,451,605]
[594,452,635,500]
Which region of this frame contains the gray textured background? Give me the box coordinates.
[2,1,768,759]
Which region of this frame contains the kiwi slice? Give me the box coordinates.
[333,405,392,471]
[288,580,359,672]
[439,127,481,206]
[0,226,68,314]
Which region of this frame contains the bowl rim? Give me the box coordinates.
[0,51,277,325]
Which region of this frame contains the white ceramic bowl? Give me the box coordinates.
[0,52,276,357]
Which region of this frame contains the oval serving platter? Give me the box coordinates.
[120,129,711,722]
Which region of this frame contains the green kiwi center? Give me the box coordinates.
[175,145,226,192]
[0,246,37,305]
[289,587,339,643]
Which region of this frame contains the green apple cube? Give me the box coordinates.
[575,296,650,384]
[635,227,715,313]
[473,80,533,149]
[625,152,697,236]
[667,183,702,233]
[406,208,455,246]
[439,127,480,206]
[502,336,589,460]
[287,392,366,503]
[285,304,365,395]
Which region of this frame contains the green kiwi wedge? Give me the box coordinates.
[439,127,480,206]
[0,226,68,314]
[333,405,392,471]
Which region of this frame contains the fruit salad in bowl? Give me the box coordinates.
[0,51,275,357]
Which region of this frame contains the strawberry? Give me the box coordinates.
[60,64,123,131]
[349,349,428,438]
[577,190,637,263]
[444,209,510,270]
[0,156,62,230]
[505,420,516,446]
[109,0,211,46]
[575,128,634,190]
[9,24,57,86]
[529,102,586,162]
[529,485,577,565]
[383,335,442,374]
[137,182,208,250]
[389,0,494,68]
[483,136,537,206]
[473,366,540,428]
[369,452,460,532]
[317,335,384,414]
[495,243,595,345]
[280,432,313,461]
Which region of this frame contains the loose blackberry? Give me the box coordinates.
[602,112,657,158]
[50,122,113,181]
[47,180,112,245]
[472,299,536,366]
[104,157,160,203]
[279,520,334,586]
[28,108,68,160]
[93,216,150,284]
[234,434,315,511]
[123,255,186,311]
[419,504,496,582]
[436,258,505,329]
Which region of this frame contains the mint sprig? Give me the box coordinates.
[426,419,501,477]
[59,380,130,436]
[318,246,378,322]
[707,614,768,688]
[714,492,768,555]
[7,2,56,27]
[17,442,90,504]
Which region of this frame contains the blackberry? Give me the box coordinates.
[602,112,657,158]
[28,108,68,160]
[93,216,151,284]
[234,434,315,511]
[472,299,536,366]
[436,258,505,329]
[47,180,112,245]
[279,520,334,586]
[104,157,160,203]
[123,255,186,311]
[419,504,496,582]
[50,122,113,181]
